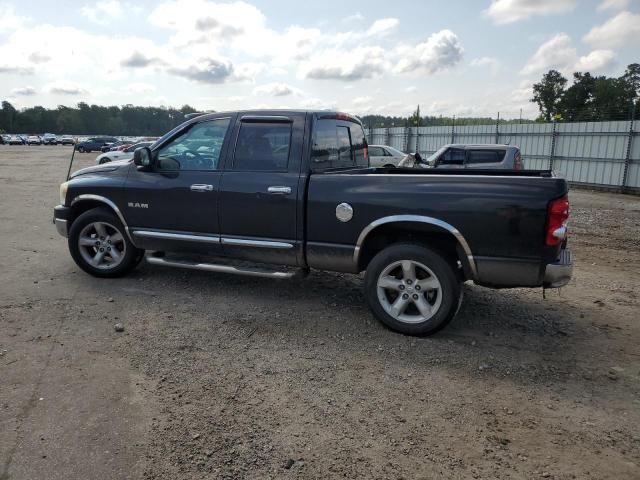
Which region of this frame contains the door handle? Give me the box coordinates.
[267,186,291,195]
[190,184,213,192]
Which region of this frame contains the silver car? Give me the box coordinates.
[368,145,406,167]
[95,142,154,164]
[426,144,523,170]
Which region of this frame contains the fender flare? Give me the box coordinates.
[353,214,477,279]
[70,194,137,245]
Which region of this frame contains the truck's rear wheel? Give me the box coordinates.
[364,243,461,335]
[68,208,143,278]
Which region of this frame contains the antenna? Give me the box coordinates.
[65,142,77,181]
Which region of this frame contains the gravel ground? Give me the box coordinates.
[1,146,639,480]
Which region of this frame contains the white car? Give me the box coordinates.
[368,144,406,167]
[96,142,154,164]
[27,135,42,145]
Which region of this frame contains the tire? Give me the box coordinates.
[364,243,462,336]
[68,207,144,278]
[383,164,395,168]
[77,146,86,153]
[99,157,111,164]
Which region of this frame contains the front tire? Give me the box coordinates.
[364,243,461,336]
[99,157,111,164]
[77,146,86,153]
[68,208,143,278]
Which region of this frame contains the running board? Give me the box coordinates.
[145,254,302,279]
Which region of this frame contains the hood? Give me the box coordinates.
[70,159,131,179]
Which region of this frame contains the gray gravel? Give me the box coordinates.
[1,146,639,479]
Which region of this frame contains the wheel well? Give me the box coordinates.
[68,201,113,228]
[357,223,472,280]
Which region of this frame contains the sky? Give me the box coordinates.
[0,0,639,119]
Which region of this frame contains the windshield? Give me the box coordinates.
[426,146,448,163]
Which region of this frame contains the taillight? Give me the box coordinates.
[363,146,368,160]
[546,195,569,246]
[514,153,523,171]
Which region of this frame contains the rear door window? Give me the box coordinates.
[311,119,368,171]
[233,122,292,171]
[466,150,505,164]
[369,146,384,156]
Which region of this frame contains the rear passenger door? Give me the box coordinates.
[465,149,505,169]
[217,114,306,266]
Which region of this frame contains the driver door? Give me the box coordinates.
[124,116,234,253]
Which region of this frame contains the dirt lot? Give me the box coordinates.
[1,145,639,480]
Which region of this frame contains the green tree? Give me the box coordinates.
[531,70,567,121]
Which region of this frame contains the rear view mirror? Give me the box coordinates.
[134,147,152,167]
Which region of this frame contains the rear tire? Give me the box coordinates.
[364,243,461,336]
[78,146,86,153]
[99,157,111,164]
[68,208,143,278]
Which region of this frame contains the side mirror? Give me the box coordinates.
[133,147,152,168]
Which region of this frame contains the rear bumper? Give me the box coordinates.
[53,205,71,238]
[543,249,572,288]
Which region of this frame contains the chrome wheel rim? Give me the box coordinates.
[376,260,442,324]
[78,221,126,270]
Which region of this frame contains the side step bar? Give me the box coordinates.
[145,254,303,279]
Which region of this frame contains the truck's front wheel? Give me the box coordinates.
[364,243,462,336]
[68,208,143,278]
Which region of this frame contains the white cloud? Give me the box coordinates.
[486,0,576,24]
[470,56,500,68]
[11,86,37,96]
[597,0,629,11]
[168,58,234,84]
[405,86,417,92]
[574,49,616,72]
[583,11,640,48]
[352,96,373,106]
[342,12,364,23]
[394,30,463,74]
[47,82,86,95]
[301,46,387,81]
[253,82,299,97]
[80,0,123,24]
[0,3,29,32]
[521,33,576,75]
[366,18,399,36]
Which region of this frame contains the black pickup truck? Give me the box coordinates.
[53,110,572,335]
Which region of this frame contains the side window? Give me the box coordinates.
[311,119,366,171]
[439,148,465,165]
[156,117,230,171]
[337,126,353,165]
[369,146,384,156]
[349,124,368,168]
[233,122,292,171]
[467,150,503,164]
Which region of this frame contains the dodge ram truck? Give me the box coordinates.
[53,110,572,335]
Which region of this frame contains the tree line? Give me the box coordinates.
[531,63,639,122]
[0,101,198,135]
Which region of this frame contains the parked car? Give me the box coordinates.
[95,141,154,164]
[8,135,24,145]
[42,134,58,145]
[425,144,523,170]
[101,140,128,153]
[59,135,76,146]
[368,145,406,167]
[54,110,572,336]
[75,136,118,153]
[27,135,42,145]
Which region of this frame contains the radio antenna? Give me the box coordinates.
[65,141,77,181]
